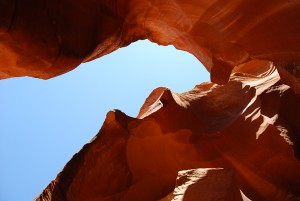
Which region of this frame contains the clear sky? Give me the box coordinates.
[0,40,209,201]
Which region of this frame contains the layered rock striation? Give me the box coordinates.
[1,0,300,200]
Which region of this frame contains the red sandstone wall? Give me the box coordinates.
[1,0,300,90]
[1,1,300,200]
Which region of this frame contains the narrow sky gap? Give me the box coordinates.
[0,40,209,201]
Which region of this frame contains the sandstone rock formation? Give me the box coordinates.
[34,61,300,201]
[1,0,300,91]
[1,0,300,201]
[170,168,243,201]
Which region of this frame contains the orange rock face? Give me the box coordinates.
[1,0,300,201]
[170,168,243,201]
[35,61,300,201]
[1,0,300,91]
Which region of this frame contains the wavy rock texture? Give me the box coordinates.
[1,0,300,201]
[34,61,300,201]
[169,168,243,201]
[1,0,300,91]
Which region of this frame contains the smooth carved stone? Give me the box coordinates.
[35,61,300,201]
[1,1,300,200]
[171,168,243,201]
[1,0,300,91]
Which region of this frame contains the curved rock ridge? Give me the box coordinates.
[35,61,300,201]
[2,1,300,200]
[1,0,300,91]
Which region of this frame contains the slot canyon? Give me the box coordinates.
[1,0,300,200]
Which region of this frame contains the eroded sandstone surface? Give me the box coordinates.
[1,0,300,91]
[170,168,243,201]
[1,0,300,201]
[35,61,300,201]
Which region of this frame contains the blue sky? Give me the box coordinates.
[0,40,209,201]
